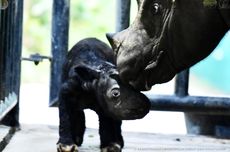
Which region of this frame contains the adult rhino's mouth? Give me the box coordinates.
[117,47,162,91]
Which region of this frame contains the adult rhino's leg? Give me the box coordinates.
[71,110,86,146]
[98,112,123,152]
[57,85,78,152]
[185,113,230,138]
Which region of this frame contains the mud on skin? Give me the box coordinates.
[57,38,150,152]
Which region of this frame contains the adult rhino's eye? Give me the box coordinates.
[152,3,160,14]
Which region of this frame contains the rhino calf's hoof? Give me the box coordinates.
[101,143,122,152]
[57,143,78,152]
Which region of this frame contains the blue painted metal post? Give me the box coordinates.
[50,0,70,106]
[0,9,3,100]
[175,70,189,97]
[174,69,230,138]
[0,7,7,100]
[0,0,23,126]
[116,0,131,32]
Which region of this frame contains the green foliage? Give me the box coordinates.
[22,0,116,83]
[69,0,116,47]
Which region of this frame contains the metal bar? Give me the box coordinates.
[9,0,16,94]
[116,0,131,32]
[13,0,23,94]
[5,0,12,97]
[0,0,23,126]
[174,70,189,97]
[148,94,230,115]
[21,53,52,65]
[0,8,7,100]
[49,0,70,106]
[0,5,2,100]
[8,0,23,126]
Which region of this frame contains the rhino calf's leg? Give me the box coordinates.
[101,143,122,152]
[57,84,79,151]
[98,112,123,152]
[57,143,78,152]
[71,110,86,146]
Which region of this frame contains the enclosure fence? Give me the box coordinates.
[0,0,230,138]
[0,0,23,126]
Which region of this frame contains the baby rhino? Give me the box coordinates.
[57,38,150,152]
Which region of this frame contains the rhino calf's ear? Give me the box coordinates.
[73,66,101,82]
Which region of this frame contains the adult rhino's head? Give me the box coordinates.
[107,0,229,91]
[72,63,150,120]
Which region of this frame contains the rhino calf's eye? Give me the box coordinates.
[152,3,160,14]
[111,88,120,98]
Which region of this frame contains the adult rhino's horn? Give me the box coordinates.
[106,33,121,53]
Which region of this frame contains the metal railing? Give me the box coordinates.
[0,0,23,126]
[49,0,69,106]
[0,0,227,136]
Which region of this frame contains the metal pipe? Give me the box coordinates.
[148,94,230,115]
[50,0,70,106]
[0,0,23,126]
[174,70,189,97]
[116,0,131,32]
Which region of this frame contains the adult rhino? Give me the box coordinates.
[107,0,230,137]
[107,0,230,91]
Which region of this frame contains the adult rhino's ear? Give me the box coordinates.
[69,65,101,82]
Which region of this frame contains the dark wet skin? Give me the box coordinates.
[57,38,150,152]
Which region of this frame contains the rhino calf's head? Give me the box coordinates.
[95,67,150,120]
[71,54,150,120]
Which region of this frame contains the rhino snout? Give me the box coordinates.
[106,33,115,46]
[106,33,121,53]
[123,107,149,119]
[113,91,150,120]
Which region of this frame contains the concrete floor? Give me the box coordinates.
[2,124,230,152]
[0,126,9,142]
[1,79,230,152]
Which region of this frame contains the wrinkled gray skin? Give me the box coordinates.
[57,38,150,152]
[107,0,230,91]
